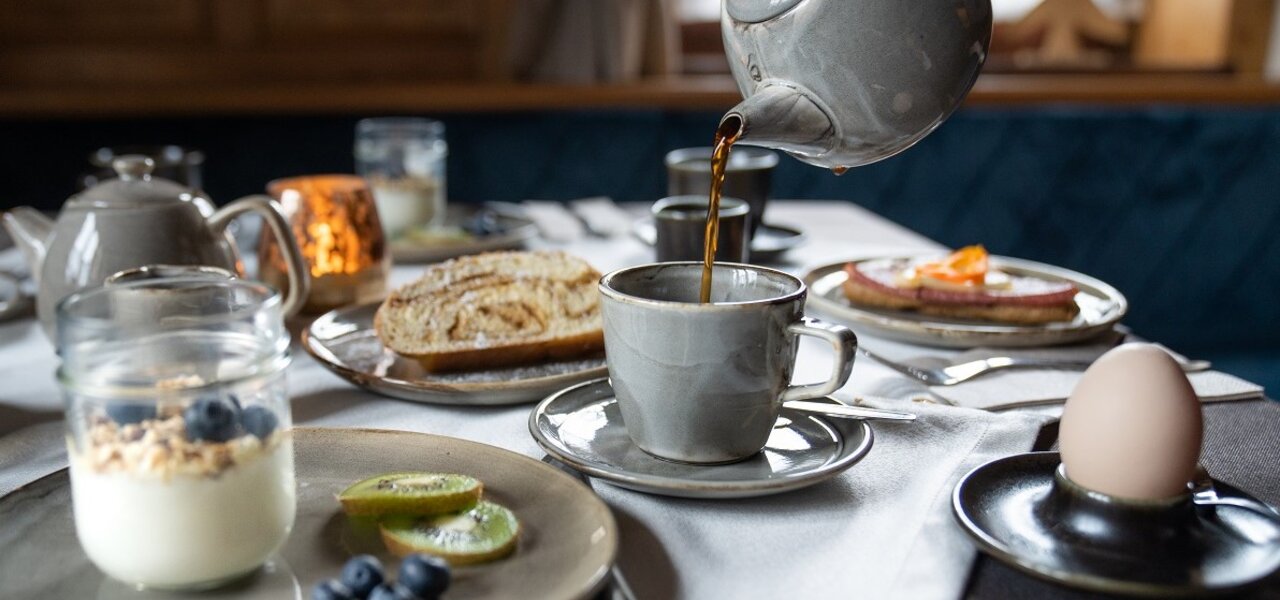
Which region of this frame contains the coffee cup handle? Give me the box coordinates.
[209,195,311,318]
[781,317,858,403]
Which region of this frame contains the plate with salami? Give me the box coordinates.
[802,249,1127,348]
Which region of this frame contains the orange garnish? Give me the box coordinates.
[917,245,988,286]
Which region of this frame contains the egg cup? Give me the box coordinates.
[953,452,1280,597]
[1047,465,1196,552]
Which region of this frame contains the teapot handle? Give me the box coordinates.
[209,196,310,317]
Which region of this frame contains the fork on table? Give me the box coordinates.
[858,346,1211,387]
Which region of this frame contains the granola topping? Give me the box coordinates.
[78,414,283,480]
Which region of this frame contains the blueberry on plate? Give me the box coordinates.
[340,554,385,598]
[241,405,279,439]
[463,210,504,237]
[398,554,450,598]
[183,397,241,442]
[105,402,156,425]
[312,579,355,600]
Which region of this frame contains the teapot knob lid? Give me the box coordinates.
[112,155,156,181]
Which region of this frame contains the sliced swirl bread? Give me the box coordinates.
[375,251,604,372]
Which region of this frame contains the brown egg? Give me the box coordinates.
[1059,343,1202,500]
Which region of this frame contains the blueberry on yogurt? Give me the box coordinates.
[183,397,242,442]
[241,405,279,440]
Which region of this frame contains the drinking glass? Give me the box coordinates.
[355,117,448,238]
[57,277,295,590]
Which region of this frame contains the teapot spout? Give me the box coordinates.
[722,84,838,167]
[2,207,53,280]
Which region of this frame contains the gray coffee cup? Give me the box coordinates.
[666,146,778,239]
[599,262,858,464]
[652,196,750,263]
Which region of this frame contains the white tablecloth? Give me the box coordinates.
[0,201,1229,599]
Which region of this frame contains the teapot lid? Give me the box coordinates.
[68,155,201,209]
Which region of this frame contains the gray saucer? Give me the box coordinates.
[953,452,1280,597]
[529,378,873,499]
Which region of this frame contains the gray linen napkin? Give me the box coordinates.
[0,317,66,496]
[0,422,66,497]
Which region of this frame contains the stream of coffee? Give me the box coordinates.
[699,119,742,303]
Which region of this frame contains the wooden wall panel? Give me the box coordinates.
[263,0,478,40]
[0,47,477,86]
[0,0,506,89]
[0,0,211,44]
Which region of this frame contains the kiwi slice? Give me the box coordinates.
[338,472,482,517]
[380,500,520,565]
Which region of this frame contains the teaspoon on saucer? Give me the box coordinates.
[783,400,916,422]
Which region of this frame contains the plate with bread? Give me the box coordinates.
[304,251,608,405]
[802,246,1127,348]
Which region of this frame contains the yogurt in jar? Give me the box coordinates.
[68,411,295,589]
[369,174,445,238]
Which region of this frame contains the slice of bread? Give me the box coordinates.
[375,251,604,372]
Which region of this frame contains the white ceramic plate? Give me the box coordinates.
[303,302,608,406]
[802,256,1127,348]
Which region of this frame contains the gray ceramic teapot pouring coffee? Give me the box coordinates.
[3,155,309,338]
[720,0,992,170]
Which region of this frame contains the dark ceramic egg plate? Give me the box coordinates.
[953,452,1280,597]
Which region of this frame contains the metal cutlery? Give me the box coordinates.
[1191,467,1280,520]
[859,347,1211,387]
[541,456,639,600]
[784,400,916,422]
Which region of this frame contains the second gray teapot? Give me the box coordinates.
[3,156,309,339]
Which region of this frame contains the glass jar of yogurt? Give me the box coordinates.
[56,276,296,590]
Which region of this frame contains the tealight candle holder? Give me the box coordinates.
[260,175,389,314]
